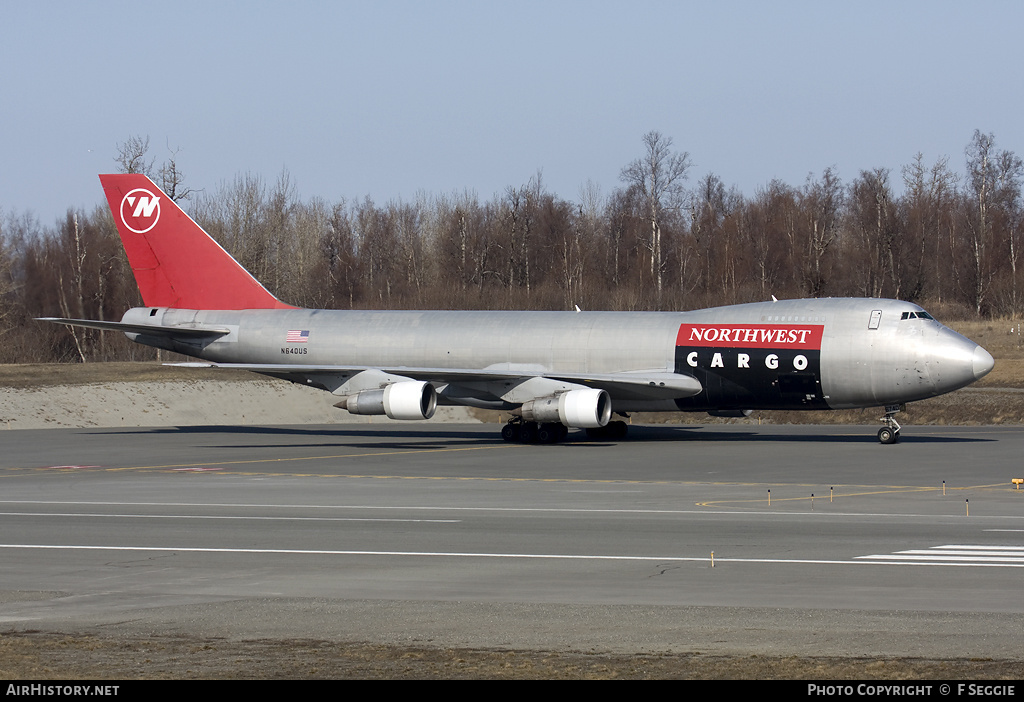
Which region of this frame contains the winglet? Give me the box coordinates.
[99,174,293,310]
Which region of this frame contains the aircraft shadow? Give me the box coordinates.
[84,424,994,445]
[619,426,994,443]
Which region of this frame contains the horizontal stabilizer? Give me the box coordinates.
[38,318,230,339]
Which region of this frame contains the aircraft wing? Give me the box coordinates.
[170,362,704,401]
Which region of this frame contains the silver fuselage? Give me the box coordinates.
[122,297,991,413]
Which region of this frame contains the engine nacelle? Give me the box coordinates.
[337,381,437,420]
[520,388,611,429]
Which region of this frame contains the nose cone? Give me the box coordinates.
[973,345,995,380]
[926,327,994,395]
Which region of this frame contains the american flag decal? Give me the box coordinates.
[286,330,309,343]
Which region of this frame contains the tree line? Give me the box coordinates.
[0,129,1020,363]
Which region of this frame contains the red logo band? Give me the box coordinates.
[677,324,823,349]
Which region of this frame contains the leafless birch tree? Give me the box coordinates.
[620,131,691,298]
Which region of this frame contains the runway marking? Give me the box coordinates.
[2,500,1024,521]
[12,461,1018,498]
[857,544,1024,565]
[0,512,459,523]
[2,543,1024,567]
[38,465,101,471]
[21,460,1018,497]
[102,444,521,473]
[9,444,522,476]
[696,483,1015,507]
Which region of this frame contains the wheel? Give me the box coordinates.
[877,427,897,444]
[501,423,518,442]
[519,422,538,444]
[538,423,564,444]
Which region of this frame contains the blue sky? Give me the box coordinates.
[2,1,1022,224]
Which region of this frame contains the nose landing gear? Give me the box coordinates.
[877,404,903,444]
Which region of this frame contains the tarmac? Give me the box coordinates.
[1,420,1022,659]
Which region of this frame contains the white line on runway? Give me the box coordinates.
[0,512,459,523]
[2,544,1023,567]
[857,545,1024,565]
[3,500,1024,520]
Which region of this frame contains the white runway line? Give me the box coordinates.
[857,544,1024,565]
[2,543,1024,567]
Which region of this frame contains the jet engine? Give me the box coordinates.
[519,388,611,428]
[336,381,437,420]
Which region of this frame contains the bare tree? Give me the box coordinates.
[902,153,958,305]
[114,135,154,176]
[962,131,1024,315]
[321,200,359,308]
[115,135,192,202]
[993,148,1024,315]
[689,173,733,294]
[796,167,843,297]
[847,168,899,298]
[157,143,194,202]
[620,131,691,298]
[564,180,604,307]
[0,210,13,337]
[744,180,796,300]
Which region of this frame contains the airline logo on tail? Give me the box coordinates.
[119,188,161,233]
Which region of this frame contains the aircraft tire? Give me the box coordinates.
[877,427,898,445]
[501,424,518,442]
[519,422,539,444]
[538,423,567,444]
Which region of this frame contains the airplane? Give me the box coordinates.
[39,174,995,445]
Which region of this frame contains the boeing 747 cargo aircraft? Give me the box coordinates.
[41,174,994,444]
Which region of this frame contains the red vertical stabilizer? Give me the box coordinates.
[99,174,294,310]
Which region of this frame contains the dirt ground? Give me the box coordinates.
[1,632,1019,680]
[0,361,252,388]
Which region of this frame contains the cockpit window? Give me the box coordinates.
[901,311,935,320]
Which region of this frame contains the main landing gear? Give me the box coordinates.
[877,404,903,444]
[501,418,569,444]
[500,418,631,443]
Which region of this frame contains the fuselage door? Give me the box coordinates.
[868,309,882,330]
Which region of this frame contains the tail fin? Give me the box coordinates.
[99,174,293,310]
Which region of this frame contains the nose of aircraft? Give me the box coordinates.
[926,327,994,395]
[973,345,995,380]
